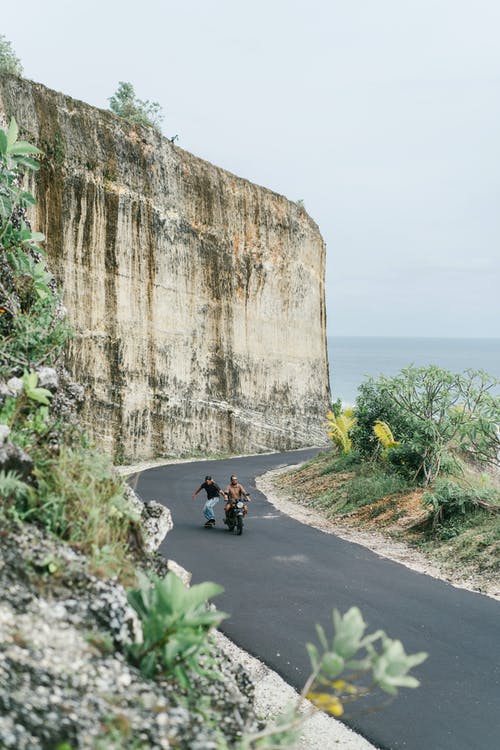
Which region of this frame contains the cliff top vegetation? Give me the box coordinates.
[108,80,164,131]
[0,34,23,77]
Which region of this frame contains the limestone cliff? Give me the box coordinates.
[0,75,330,460]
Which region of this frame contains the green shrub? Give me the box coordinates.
[0,118,138,581]
[386,444,426,480]
[126,571,227,687]
[0,35,23,76]
[352,378,414,459]
[439,517,500,569]
[353,367,500,484]
[0,117,41,219]
[13,443,142,580]
[0,370,52,432]
[423,479,498,527]
[108,81,163,131]
[329,397,343,417]
[0,117,71,377]
[0,296,71,377]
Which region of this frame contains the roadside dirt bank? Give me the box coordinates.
[256,464,500,602]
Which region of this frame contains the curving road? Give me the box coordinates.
[133,449,500,750]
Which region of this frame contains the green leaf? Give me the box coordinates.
[26,230,45,243]
[332,607,367,659]
[0,194,13,218]
[183,579,224,609]
[320,651,345,679]
[19,190,37,206]
[34,287,50,302]
[391,674,421,689]
[14,155,40,171]
[23,371,38,392]
[0,129,8,156]
[6,117,18,147]
[27,387,52,406]
[372,637,427,695]
[9,141,42,156]
[345,657,372,671]
[315,623,329,651]
[306,642,320,671]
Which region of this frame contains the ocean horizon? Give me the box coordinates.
[327,336,500,406]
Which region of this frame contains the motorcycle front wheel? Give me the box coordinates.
[236,516,243,535]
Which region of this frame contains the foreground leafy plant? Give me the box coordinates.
[0,118,70,376]
[1,370,52,432]
[127,571,227,687]
[307,607,426,707]
[238,606,427,748]
[0,117,41,225]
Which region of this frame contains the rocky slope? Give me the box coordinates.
[0,74,330,461]
[0,498,258,750]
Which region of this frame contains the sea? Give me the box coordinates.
[328,337,500,406]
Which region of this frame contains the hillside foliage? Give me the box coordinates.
[108,81,163,131]
[0,35,23,77]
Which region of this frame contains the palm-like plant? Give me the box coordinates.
[326,409,356,454]
[373,419,399,450]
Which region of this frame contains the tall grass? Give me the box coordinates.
[16,444,143,581]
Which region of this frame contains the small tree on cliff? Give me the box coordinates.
[108,81,163,131]
[0,35,23,76]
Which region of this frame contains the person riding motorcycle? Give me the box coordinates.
[224,474,251,525]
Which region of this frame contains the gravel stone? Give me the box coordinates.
[0,440,33,478]
[36,366,59,391]
[0,423,10,444]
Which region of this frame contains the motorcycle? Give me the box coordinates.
[225,500,245,535]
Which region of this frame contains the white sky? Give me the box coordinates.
[3,0,499,337]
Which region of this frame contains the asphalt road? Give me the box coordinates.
[133,449,500,750]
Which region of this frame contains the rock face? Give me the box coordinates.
[0,75,330,460]
[0,519,258,750]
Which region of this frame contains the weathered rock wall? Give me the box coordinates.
[0,75,330,460]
